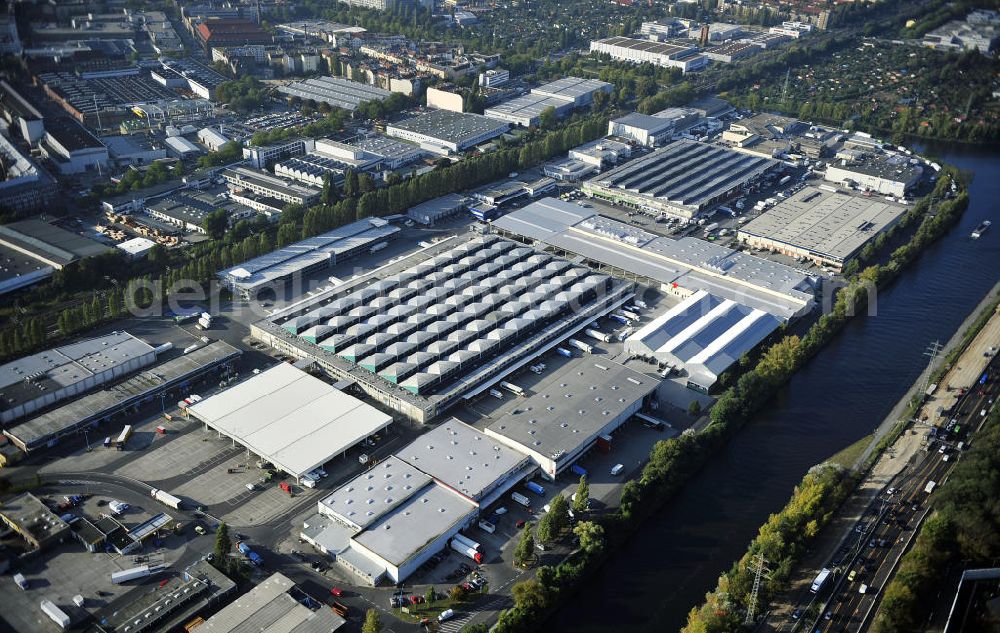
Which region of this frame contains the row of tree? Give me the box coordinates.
[682,464,855,631]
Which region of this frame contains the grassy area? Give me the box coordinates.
[393,590,484,625]
[827,434,874,469]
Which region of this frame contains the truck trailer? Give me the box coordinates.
[115,425,133,450]
[150,488,183,510]
[525,481,545,496]
[499,381,525,396]
[40,600,71,629]
[451,533,482,552]
[568,338,593,354]
[450,539,484,563]
[810,568,831,593]
[111,565,152,584]
[584,328,612,343]
[511,492,531,507]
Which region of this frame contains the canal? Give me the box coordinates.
[547,143,1000,633]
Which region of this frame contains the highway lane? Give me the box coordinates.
[778,360,999,633]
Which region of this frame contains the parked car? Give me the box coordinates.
[438,609,455,622]
[330,587,343,597]
[611,464,624,476]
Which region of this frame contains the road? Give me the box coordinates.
[775,357,999,633]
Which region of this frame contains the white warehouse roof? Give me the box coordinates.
[188,363,392,478]
[625,289,781,390]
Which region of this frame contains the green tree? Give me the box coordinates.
[449,585,465,601]
[572,475,590,514]
[361,608,382,633]
[425,586,436,604]
[547,493,570,535]
[202,209,229,240]
[539,106,558,129]
[511,578,546,613]
[536,510,556,545]
[462,623,490,633]
[688,400,702,417]
[214,522,232,564]
[573,521,605,555]
[513,521,535,567]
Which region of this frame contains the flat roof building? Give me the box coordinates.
[188,363,393,480]
[0,218,111,269]
[277,76,391,112]
[484,76,612,127]
[386,109,509,154]
[607,110,698,147]
[218,218,400,299]
[485,359,656,478]
[0,493,70,551]
[406,193,468,225]
[590,36,708,73]
[625,289,781,391]
[222,166,321,206]
[484,93,573,128]
[3,341,241,452]
[310,418,531,584]
[824,153,923,197]
[491,197,815,320]
[582,139,780,219]
[197,572,345,633]
[0,331,157,426]
[737,185,909,269]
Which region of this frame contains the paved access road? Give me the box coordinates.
[776,357,999,633]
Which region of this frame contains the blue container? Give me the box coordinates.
[525,481,545,496]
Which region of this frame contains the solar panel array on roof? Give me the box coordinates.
[277,76,391,111]
[590,139,777,213]
[276,236,612,395]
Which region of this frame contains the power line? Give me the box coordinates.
[745,553,771,625]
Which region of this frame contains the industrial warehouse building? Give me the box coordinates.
[590,36,709,73]
[222,167,321,206]
[303,419,534,584]
[624,290,782,391]
[606,109,700,147]
[218,217,400,299]
[277,76,391,111]
[0,218,111,271]
[0,332,158,425]
[484,76,612,127]
[737,186,910,270]
[251,234,634,422]
[3,341,241,452]
[187,363,393,481]
[196,572,345,633]
[485,359,657,478]
[824,153,923,197]
[582,139,780,219]
[493,197,814,321]
[386,109,510,154]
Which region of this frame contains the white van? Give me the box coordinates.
[478,520,496,534]
[611,464,624,476]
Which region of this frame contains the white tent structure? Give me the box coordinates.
[625,290,781,391]
[188,363,392,480]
